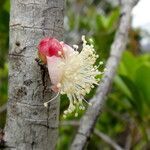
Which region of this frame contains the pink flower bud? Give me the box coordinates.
[38,37,63,64]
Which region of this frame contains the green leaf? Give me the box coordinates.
[118,51,137,79]
[4,0,10,12]
[114,75,132,99]
[107,8,120,30]
[134,64,150,105]
[119,75,144,116]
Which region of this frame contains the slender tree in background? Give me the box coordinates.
[71,0,139,149]
[4,0,64,149]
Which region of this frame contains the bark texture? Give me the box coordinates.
[71,0,139,150]
[4,0,64,149]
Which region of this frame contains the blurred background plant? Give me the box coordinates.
[0,0,149,149]
[0,0,9,129]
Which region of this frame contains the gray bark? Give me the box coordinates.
[4,0,64,149]
[71,0,139,150]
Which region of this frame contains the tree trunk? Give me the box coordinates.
[4,0,64,149]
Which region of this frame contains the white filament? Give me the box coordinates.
[44,92,59,107]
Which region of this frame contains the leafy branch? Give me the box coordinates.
[70,0,139,149]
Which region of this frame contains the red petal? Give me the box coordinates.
[38,37,63,63]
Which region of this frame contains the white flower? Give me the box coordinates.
[46,36,103,116]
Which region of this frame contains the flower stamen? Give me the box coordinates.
[44,92,59,107]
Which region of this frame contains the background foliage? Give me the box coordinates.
[0,0,9,128]
[0,0,149,149]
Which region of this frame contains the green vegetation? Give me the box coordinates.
[0,0,9,128]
